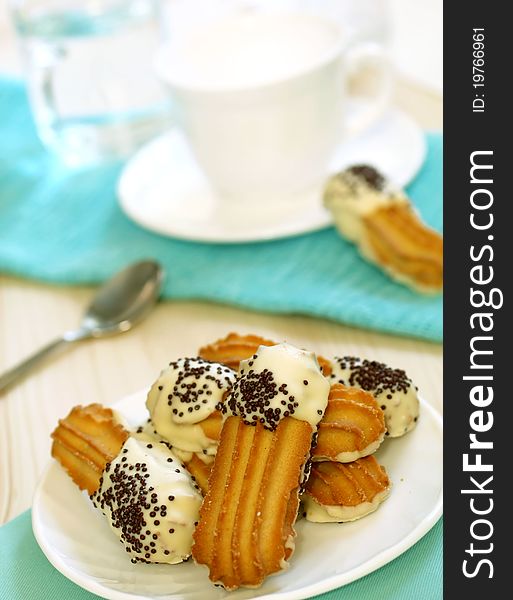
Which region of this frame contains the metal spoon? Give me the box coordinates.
[0,260,163,393]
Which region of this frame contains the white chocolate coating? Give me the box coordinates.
[223,343,330,430]
[330,356,420,437]
[323,166,408,244]
[172,446,215,466]
[302,487,390,523]
[91,435,202,564]
[323,166,442,294]
[135,422,216,469]
[312,435,385,463]
[146,358,235,454]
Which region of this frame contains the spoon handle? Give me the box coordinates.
[0,336,74,393]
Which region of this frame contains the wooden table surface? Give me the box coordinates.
[0,72,443,525]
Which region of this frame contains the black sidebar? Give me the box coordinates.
[444,3,510,597]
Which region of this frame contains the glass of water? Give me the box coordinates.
[10,0,171,165]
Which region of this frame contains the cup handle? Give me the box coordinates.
[343,41,393,137]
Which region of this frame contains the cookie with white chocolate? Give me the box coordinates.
[329,356,420,438]
[50,404,202,565]
[146,357,236,457]
[302,456,391,523]
[91,435,202,565]
[323,164,443,294]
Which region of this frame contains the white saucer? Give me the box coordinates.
[33,391,442,600]
[118,105,426,243]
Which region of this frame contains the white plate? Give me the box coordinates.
[117,104,426,243]
[33,390,442,600]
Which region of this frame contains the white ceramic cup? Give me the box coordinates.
[154,12,391,202]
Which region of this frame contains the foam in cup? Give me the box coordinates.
[164,13,342,90]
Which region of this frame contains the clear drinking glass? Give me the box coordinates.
[10,0,172,165]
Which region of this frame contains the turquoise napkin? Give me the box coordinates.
[0,77,442,342]
[0,510,441,599]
